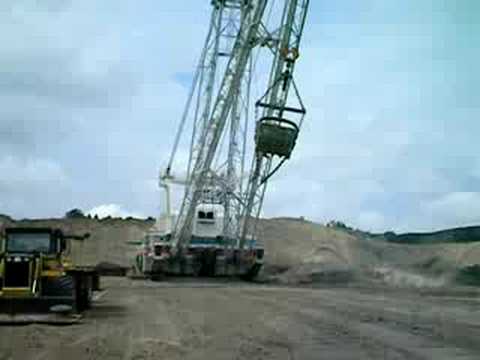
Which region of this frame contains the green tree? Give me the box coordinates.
[65,208,85,219]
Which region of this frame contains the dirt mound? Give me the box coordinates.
[2,214,479,288]
[257,218,360,266]
[256,218,362,284]
[256,217,480,287]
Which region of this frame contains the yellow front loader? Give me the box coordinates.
[0,227,100,323]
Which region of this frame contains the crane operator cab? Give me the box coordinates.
[187,202,262,277]
[191,184,225,247]
[192,204,225,246]
[186,185,227,276]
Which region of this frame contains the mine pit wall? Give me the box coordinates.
[1,215,480,286]
[0,216,313,271]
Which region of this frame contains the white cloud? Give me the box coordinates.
[422,192,480,229]
[87,204,145,219]
[356,211,387,233]
[0,1,478,233]
[0,155,70,218]
[0,156,67,183]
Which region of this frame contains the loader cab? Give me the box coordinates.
[3,228,60,255]
[0,228,62,292]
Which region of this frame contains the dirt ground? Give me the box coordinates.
[0,277,479,360]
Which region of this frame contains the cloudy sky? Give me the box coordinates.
[0,0,478,233]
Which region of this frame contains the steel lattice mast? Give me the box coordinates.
[168,0,267,249]
[162,0,309,252]
[239,0,309,248]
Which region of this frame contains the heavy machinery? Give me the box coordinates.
[141,0,309,279]
[0,227,100,321]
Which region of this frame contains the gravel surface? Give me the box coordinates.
[0,277,479,360]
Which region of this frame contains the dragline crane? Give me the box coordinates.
[135,0,309,279]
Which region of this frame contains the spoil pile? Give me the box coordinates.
[256,217,480,287]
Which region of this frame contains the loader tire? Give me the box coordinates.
[42,275,75,297]
[80,283,93,310]
[150,273,164,281]
[75,275,95,312]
